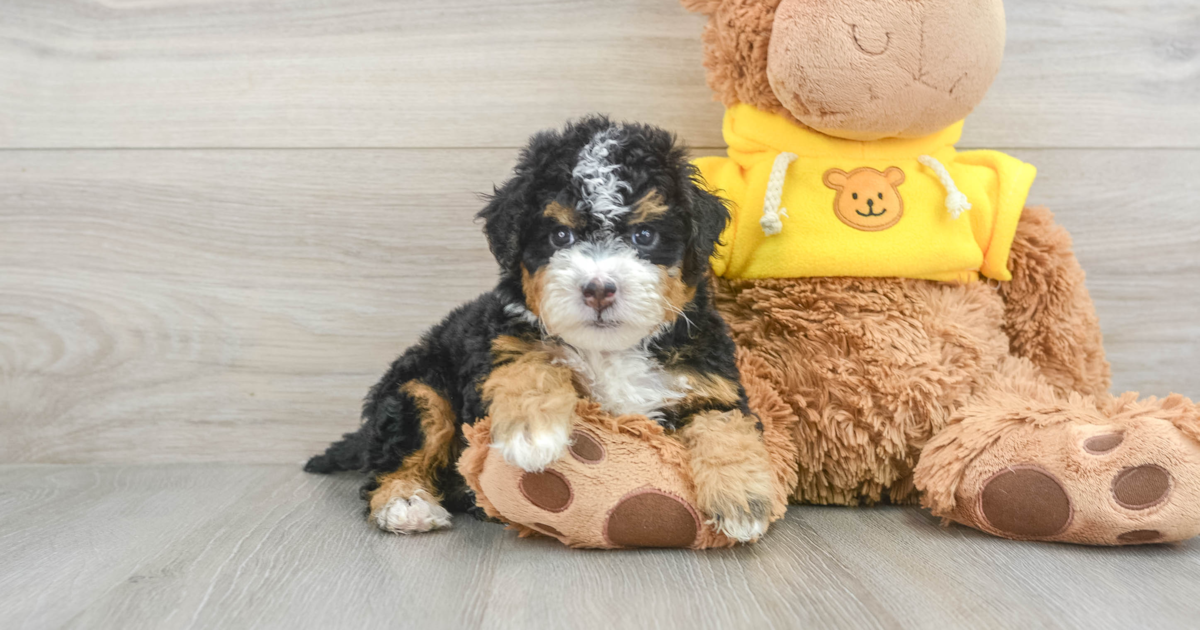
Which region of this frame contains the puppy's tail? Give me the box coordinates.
[304,429,368,474]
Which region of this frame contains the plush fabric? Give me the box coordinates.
[998,205,1111,398]
[916,387,1200,545]
[695,104,1036,282]
[459,351,798,549]
[465,258,1200,545]
[687,0,1006,140]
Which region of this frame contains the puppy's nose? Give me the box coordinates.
[582,279,617,312]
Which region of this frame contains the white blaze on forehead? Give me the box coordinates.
[571,126,632,224]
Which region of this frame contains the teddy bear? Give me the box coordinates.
[458,0,1200,548]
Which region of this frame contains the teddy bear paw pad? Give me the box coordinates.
[531,522,566,539]
[1082,432,1124,454]
[604,488,699,548]
[518,469,573,513]
[568,430,605,464]
[979,465,1073,538]
[1111,464,1172,510]
[1116,529,1164,544]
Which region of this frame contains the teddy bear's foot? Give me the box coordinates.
[457,399,795,549]
[917,393,1200,545]
[464,421,729,549]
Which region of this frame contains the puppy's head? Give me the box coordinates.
[478,118,729,351]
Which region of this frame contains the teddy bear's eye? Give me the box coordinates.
[878,193,884,200]
[852,193,858,200]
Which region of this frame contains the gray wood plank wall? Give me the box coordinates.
[2,0,1198,465]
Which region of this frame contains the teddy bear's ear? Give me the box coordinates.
[884,167,906,186]
[823,169,848,190]
[680,0,723,15]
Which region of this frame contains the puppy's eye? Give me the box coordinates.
[631,227,659,248]
[549,227,575,249]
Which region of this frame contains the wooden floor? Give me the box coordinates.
[1,464,1197,630]
[3,0,1200,628]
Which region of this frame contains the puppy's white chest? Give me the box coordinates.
[559,348,686,419]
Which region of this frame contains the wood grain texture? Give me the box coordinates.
[1,0,1197,150]
[0,0,721,150]
[0,464,1198,630]
[0,149,505,464]
[1011,148,1200,396]
[2,148,1198,464]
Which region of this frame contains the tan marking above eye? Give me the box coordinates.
[630,191,669,224]
[543,201,580,228]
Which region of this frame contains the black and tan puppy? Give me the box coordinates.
[306,118,774,542]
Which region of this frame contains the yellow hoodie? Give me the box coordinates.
[695,104,1038,283]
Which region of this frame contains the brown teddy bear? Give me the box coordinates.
[460,0,1200,547]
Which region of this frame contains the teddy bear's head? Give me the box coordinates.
[683,0,1006,141]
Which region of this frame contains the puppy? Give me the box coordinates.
[306,118,774,542]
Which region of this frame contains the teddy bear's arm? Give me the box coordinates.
[997,205,1111,397]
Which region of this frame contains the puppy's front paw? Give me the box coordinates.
[492,422,571,472]
[681,410,777,544]
[706,495,771,543]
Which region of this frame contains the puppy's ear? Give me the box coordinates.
[682,170,732,282]
[476,179,527,274]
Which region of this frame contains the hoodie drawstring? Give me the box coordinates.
[761,152,798,236]
[918,155,971,219]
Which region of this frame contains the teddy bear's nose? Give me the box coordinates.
[867,198,874,208]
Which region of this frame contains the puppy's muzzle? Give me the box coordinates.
[581,278,617,313]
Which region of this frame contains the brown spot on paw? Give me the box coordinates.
[604,488,698,548]
[980,466,1072,538]
[1083,432,1124,454]
[533,522,564,538]
[1117,529,1164,544]
[518,469,573,513]
[568,430,605,464]
[1112,464,1172,510]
